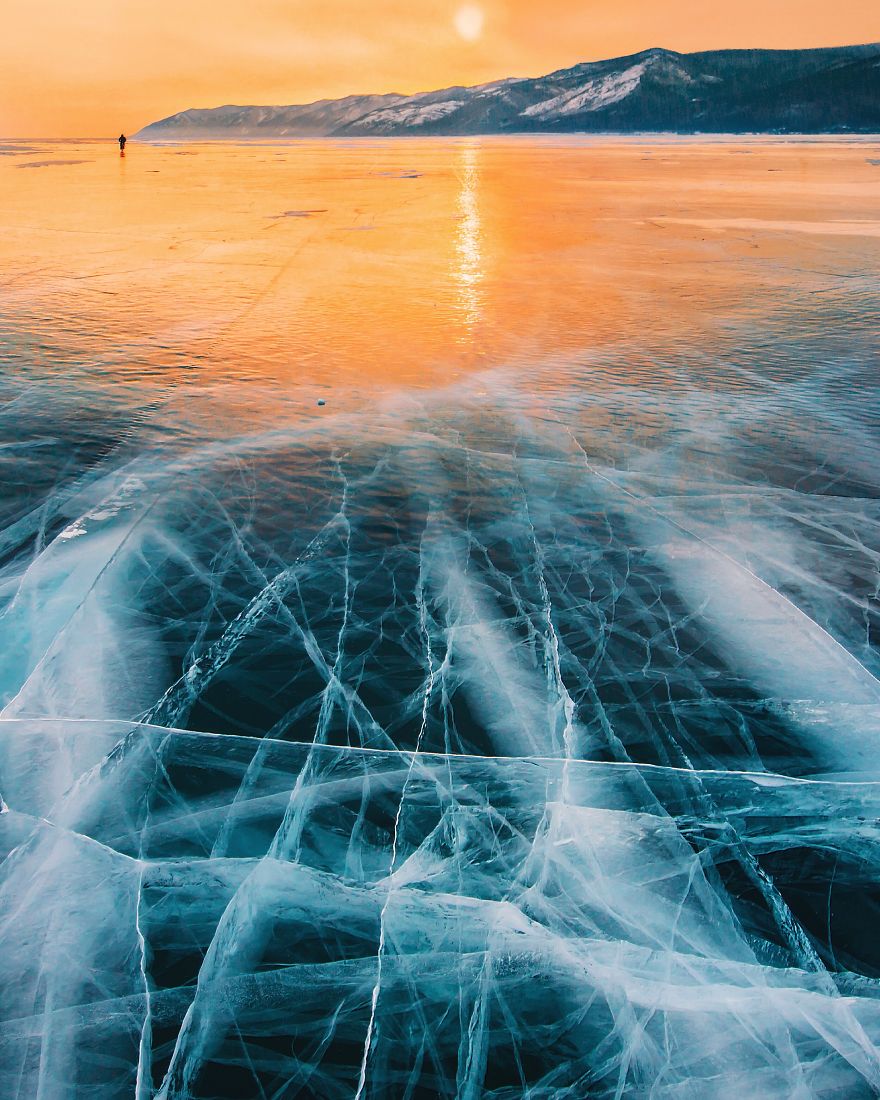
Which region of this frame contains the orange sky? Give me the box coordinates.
[1,0,878,137]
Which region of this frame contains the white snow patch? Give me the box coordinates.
[357,100,465,129]
[522,63,647,119]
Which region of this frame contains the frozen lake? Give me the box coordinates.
[2,136,880,1098]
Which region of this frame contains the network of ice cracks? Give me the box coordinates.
[2,368,880,1100]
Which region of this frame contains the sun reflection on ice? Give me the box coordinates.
[453,141,483,342]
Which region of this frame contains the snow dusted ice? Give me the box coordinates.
[1,138,880,1098]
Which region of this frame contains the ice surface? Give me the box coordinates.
[3,380,880,1098]
[2,138,880,1098]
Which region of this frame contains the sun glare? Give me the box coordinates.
[453,4,485,43]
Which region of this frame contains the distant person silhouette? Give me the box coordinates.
[118,133,127,153]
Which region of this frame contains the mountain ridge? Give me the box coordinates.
[136,44,880,138]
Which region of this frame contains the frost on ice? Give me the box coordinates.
[2,372,880,1098]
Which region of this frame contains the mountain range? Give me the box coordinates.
[136,44,880,138]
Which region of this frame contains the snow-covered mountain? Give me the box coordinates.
[137,44,880,138]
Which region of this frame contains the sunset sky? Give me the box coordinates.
[2,0,878,137]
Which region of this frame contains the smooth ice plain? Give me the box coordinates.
[1,137,880,1099]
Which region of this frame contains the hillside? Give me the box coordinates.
[137,44,880,137]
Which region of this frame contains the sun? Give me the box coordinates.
[453,4,485,43]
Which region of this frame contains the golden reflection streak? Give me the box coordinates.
[453,140,483,342]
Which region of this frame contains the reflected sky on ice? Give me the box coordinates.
[1,137,880,1098]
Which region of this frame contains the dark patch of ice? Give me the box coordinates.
[17,160,92,169]
[271,209,328,219]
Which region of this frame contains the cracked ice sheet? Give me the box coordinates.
[4,725,880,1097]
[2,375,880,1097]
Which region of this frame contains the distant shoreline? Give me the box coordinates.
[131,131,880,141]
[5,134,880,147]
[6,133,877,145]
